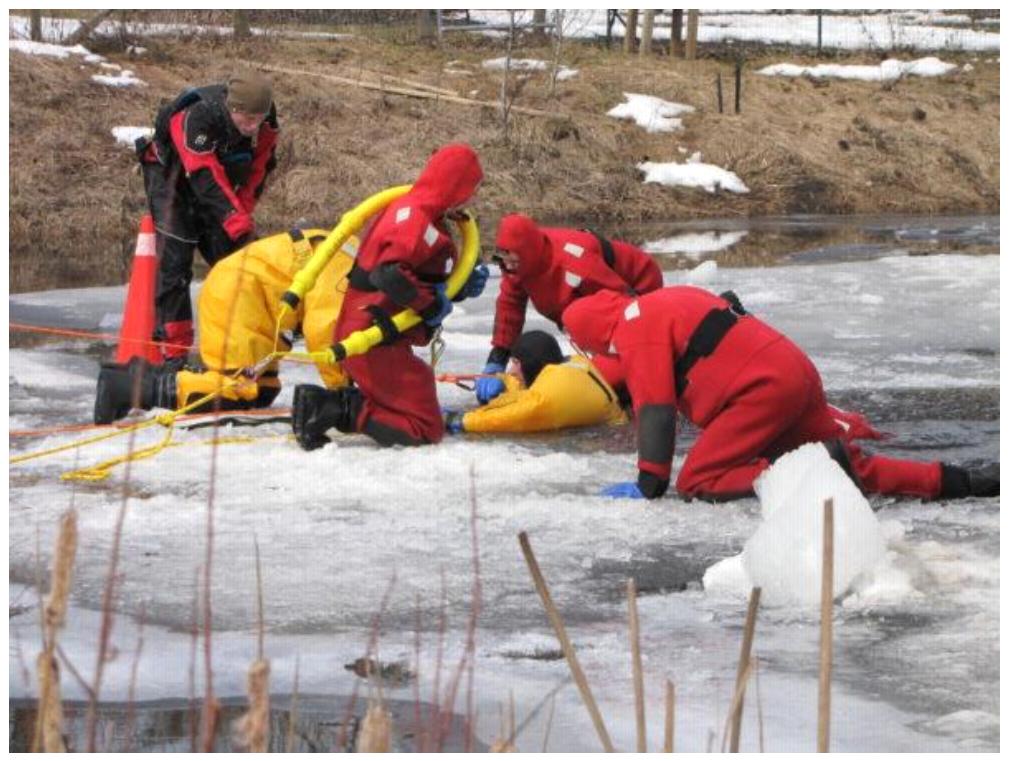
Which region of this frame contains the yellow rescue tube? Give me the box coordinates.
[329,211,480,362]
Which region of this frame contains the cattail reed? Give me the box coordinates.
[356,699,393,752]
[44,510,77,634]
[36,652,66,752]
[234,658,270,752]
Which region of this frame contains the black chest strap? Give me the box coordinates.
[674,291,747,397]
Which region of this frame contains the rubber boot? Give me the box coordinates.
[93,358,176,424]
[823,438,865,495]
[939,463,1000,499]
[291,384,362,451]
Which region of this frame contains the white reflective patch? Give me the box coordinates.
[624,301,641,320]
[608,342,618,354]
[564,271,582,288]
[563,242,584,258]
[424,224,439,247]
[395,207,411,224]
[834,418,851,432]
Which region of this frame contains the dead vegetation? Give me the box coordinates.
[9,22,999,292]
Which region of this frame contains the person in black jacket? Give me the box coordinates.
[137,70,279,365]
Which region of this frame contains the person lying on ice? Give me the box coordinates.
[291,143,487,449]
[93,228,354,423]
[474,213,664,406]
[442,330,626,435]
[562,286,1000,502]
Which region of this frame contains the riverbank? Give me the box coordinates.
[9,22,999,291]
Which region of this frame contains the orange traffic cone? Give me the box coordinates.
[115,214,162,364]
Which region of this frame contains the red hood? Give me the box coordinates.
[562,290,632,355]
[411,143,483,212]
[495,213,550,279]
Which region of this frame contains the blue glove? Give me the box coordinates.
[422,283,453,327]
[599,482,645,499]
[443,410,465,434]
[475,362,506,404]
[458,264,489,300]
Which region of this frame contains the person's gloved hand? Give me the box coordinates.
[475,362,506,404]
[599,482,645,499]
[457,264,489,300]
[443,409,465,434]
[422,283,453,328]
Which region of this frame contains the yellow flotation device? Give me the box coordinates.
[279,185,480,363]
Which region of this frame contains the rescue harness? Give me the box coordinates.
[675,290,748,397]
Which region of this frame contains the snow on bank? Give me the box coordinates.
[758,56,958,82]
[10,35,145,87]
[638,153,749,194]
[92,68,145,88]
[607,93,695,133]
[643,230,748,258]
[703,443,897,607]
[9,38,102,63]
[111,126,154,147]
[468,10,1000,52]
[482,57,579,80]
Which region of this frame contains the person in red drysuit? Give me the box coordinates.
[291,143,486,449]
[562,286,1000,502]
[475,213,663,404]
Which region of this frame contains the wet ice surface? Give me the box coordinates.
[8,247,999,751]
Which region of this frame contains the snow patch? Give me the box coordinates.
[92,69,146,88]
[637,155,749,195]
[607,93,695,133]
[481,57,578,80]
[111,125,154,147]
[758,56,958,81]
[9,38,99,61]
[684,260,718,284]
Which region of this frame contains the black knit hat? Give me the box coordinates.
[512,330,563,386]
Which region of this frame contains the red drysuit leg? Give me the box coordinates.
[846,444,943,498]
[343,341,444,446]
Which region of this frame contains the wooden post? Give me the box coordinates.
[716,72,723,113]
[729,587,762,752]
[685,10,699,60]
[624,9,638,54]
[639,10,655,57]
[671,10,684,58]
[416,9,437,44]
[818,499,834,753]
[734,59,743,114]
[30,10,42,41]
[628,579,646,752]
[663,680,675,752]
[532,9,547,44]
[518,532,615,752]
[233,10,250,39]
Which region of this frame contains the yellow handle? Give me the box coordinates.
[328,212,481,362]
[280,184,412,310]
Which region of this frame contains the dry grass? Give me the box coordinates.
[9,25,998,292]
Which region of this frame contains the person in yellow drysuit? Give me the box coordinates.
[443,330,627,435]
[93,228,354,423]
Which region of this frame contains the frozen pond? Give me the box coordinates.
[8,218,999,752]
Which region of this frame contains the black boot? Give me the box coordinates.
[822,438,865,494]
[291,384,362,451]
[93,358,176,424]
[939,463,999,499]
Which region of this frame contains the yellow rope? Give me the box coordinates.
[62,433,290,482]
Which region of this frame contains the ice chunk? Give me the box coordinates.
[685,260,718,284]
[742,442,886,606]
[701,554,749,599]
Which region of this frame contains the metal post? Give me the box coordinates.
[817,12,823,55]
